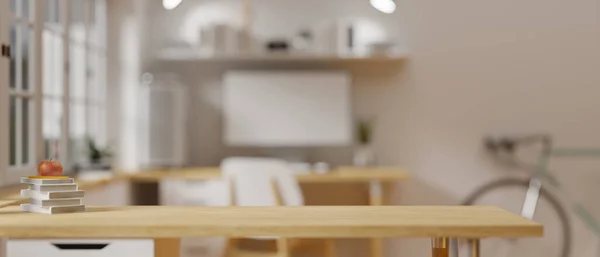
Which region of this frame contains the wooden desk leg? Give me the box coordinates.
[469,239,480,257]
[369,180,384,257]
[154,238,181,257]
[276,238,291,257]
[431,237,449,257]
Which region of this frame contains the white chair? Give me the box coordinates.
[221,157,335,257]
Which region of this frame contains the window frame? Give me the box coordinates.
[0,2,10,186]
[0,0,107,186]
[3,0,39,185]
[41,0,69,168]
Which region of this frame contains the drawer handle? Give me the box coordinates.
[52,243,109,250]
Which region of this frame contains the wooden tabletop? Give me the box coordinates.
[126,166,410,183]
[0,206,541,239]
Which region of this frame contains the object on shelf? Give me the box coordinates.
[237,29,254,54]
[314,20,355,56]
[292,29,314,52]
[266,39,290,52]
[343,22,356,55]
[368,42,399,56]
[198,24,240,55]
[314,21,335,54]
[20,176,85,214]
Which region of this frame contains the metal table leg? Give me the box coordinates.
[469,239,480,257]
[369,180,384,257]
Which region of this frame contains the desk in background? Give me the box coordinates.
[133,166,409,257]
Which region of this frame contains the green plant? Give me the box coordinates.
[357,120,372,145]
[87,137,112,163]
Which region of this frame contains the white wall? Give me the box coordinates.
[392,0,600,256]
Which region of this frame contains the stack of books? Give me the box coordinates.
[20,176,85,214]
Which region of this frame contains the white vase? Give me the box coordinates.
[353,146,375,167]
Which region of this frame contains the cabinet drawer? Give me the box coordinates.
[8,239,153,257]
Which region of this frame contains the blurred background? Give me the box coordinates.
[1,0,600,257]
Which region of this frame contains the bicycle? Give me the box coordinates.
[459,134,600,257]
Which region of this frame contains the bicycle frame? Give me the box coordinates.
[506,135,600,237]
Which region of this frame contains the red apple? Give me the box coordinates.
[38,160,63,176]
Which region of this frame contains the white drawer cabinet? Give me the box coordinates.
[7,239,153,257]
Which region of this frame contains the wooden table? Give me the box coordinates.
[0,205,542,257]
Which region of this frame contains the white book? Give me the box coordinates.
[21,177,75,185]
[20,204,85,214]
[21,189,85,200]
[28,184,78,192]
[29,198,82,207]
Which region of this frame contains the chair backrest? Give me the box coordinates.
[221,157,304,206]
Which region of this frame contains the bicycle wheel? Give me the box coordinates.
[461,178,571,257]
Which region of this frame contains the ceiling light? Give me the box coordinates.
[163,0,183,10]
[370,0,396,14]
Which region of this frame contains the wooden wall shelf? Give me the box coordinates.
[155,49,407,64]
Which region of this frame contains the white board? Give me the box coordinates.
[223,71,352,147]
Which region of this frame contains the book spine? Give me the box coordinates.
[29,198,82,207]
[21,178,75,184]
[21,189,85,199]
[29,184,78,192]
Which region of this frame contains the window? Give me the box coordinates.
[88,0,107,148]
[68,0,86,163]
[0,0,107,186]
[69,0,108,165]
[43,0,65,162]
[6,0,36,181]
